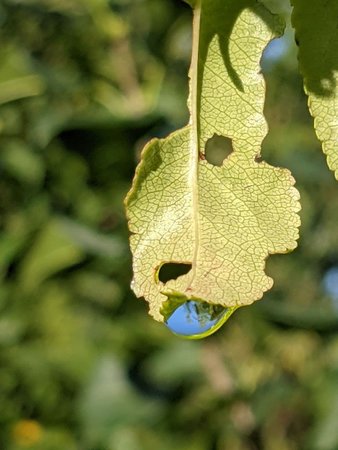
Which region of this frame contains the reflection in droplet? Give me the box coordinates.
[165,300,238,339]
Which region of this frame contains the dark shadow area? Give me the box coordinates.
[205,134,233,166]
[292,0,338,97]
[197,0,279,97]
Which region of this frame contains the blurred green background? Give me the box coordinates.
[0,0,338,449]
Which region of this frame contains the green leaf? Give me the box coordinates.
[125,0,300,321]
[79,356,163,446]
[291,0,338,180]
[19,219,84,293]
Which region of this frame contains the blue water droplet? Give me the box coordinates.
[165,300,237,339]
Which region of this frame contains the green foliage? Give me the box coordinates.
[292,0,338,179]
[0,0,337,449]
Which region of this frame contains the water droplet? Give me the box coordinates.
[165,300,238,339]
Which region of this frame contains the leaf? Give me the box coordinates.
[19,219,84,293]
[79,356,163,446]
[291,0,338,180]
[59,217,126,259]
[125,0,300,321]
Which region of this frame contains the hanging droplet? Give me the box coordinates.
[164,300,238,339]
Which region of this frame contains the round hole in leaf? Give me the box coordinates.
[205,134,233,166]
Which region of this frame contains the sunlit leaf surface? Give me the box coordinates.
[126,0,300,321]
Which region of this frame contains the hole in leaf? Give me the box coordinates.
[158,262,192,283]
[205,134,233,166]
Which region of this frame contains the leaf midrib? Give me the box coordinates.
[189,0,202,286]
